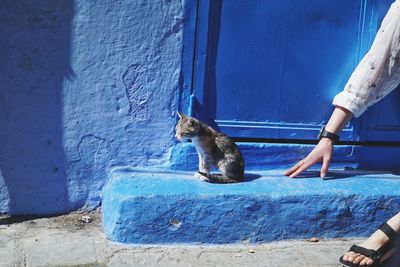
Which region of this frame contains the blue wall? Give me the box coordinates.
[0,0,193,215]
[1,1,398,216]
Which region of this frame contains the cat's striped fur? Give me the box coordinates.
[175,112,245,184]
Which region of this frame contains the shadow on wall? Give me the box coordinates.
[0,1,74,215]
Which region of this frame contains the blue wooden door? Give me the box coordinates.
[193,0,399,142]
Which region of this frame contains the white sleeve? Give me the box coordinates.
[333,0,400,118]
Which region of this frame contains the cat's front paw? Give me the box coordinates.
[194,172,210,182]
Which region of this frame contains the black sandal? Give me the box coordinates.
[339,222,398,267]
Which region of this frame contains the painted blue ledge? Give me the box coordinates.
[102,167,400,244]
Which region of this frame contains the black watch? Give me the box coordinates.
[318,126,339,144]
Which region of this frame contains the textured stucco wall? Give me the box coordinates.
[0,0,188,215]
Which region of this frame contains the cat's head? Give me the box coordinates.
[175,112,201,142]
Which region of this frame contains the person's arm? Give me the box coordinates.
[284,106,353,178]
[285,1,400,178]
[324,106,354,135]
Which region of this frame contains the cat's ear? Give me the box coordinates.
[177,111,184,119]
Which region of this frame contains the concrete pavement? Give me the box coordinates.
[0,210,362,267]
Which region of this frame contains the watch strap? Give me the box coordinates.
[318,126,339,143]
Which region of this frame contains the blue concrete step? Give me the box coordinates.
[102,167,400,244]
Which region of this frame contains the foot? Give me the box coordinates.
[194,172,210,182]
[342,227,395,266]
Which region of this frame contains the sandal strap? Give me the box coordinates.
[349,242,394,263]
[379,222,398,243]
[349,245,382,263]
[345,223,398,264]
[376,241,395,257]
[349,244,381,261]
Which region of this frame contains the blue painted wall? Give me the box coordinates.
[0,0,398,216]
[0,0,194,215]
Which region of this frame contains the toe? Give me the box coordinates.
[343,251,355,261]
[366,258,375,266]
[359,257,370,266]
[353,254,365,265]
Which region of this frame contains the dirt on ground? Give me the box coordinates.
[0,209,101,232]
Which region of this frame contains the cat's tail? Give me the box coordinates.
[197,172,244,184]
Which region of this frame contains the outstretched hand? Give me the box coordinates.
[284,138,333,179]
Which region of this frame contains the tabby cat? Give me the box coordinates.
[175,112,245,183]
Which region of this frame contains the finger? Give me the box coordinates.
[284,161,302,176]
[289,159,315,178]
[284,152,314,176]
[320,157,331,179]
[284,160,305,176]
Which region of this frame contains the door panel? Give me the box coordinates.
[357,0,400,142]
[193,0,399,142]
[358,89,400,141]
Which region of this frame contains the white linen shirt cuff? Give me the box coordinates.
[332,91,367,118]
